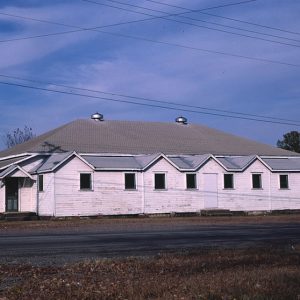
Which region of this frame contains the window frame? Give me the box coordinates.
[79,172,93,191]
[186,173,197,190]
[154,173,167,190]
[223,173,234,189]
[252,173,262,189]
[124,172,137,190]
[279,174,289,189]
[38,174,44,192]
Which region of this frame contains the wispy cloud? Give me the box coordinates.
[0,0,299,149]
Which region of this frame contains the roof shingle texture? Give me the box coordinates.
[0,119,297,157]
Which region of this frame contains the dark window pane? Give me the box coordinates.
[252,174,262,189]
[38,175,43,192]
[80,173,91,190]
[155,173,165,189]
[125,173,136,189]
[186,174,196,189]
[280,175,288,189]
[224,174,234,189]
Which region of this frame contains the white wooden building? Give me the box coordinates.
[0,114,299,217]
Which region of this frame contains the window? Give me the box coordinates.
[80,173,92,190]
[38,175,44,192]
[154,173,166,190]
[252,174,262,189]
[186,174,197,189]
[224,174,234,189]
[125,173,136,190]
[279,174,289,189]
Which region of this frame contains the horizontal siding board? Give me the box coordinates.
[38,173,55,216]
[2,155,299,216]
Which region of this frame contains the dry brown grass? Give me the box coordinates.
[1,246,300,300]
[1,214,300,233]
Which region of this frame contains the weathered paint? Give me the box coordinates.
[19,178,35,212]
[0,156,300,216]
[38,173,55,216]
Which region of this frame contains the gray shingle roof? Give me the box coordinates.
[168,154,210,169]
[30,152,73,173]
[261,157,300,171]
[82,153,160,170]
[0,155,31,170]
[216,155,256,170]
[0,165,18,178]
[0,119,297,157]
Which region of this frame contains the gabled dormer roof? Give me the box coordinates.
[0,165,33,179]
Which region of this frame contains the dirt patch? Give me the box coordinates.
[0,246,300,299]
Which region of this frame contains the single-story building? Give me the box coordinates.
[0,114,299,217]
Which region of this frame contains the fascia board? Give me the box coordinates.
[256,156,273,171]
[142,153,182,171]
[0,165,33,180]
[0,153,31,161]
[94,168,141,171]
[140,153,162,170]
[49,152,95,172]
[211,155,230,171]
[0,154,38,171]
[193,155,214,171]
[238,155,258,172]
[271,170,300,172]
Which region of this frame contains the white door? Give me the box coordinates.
[203,173,218,208]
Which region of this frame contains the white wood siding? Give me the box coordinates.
[144,158,201,214]
[54,157,94,216]
[38,173,55,216]
[8,155,299,217]
[0,182,5,213]
[53,157,143,216]
[19,178,35,212]
[270,172,300,210]
[219,160,270,211]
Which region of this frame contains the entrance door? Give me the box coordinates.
[5,178,19,212]
[203,174,218,208]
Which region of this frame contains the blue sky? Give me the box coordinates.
[0,0,299,149]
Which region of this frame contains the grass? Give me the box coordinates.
[1,214,300,232]
[1,246,300,299]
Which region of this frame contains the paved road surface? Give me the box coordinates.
[0,223,299,265]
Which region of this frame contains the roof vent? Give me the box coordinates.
[91,112,103,121]
[175,116,187,125]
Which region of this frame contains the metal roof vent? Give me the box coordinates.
[175,116,187,125]
[91,112,103,121]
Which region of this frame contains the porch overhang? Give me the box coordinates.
[0,165,33,180]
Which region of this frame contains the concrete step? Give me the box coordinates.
[200,209,233,217]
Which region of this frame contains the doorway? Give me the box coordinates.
[5,177,19,212]
[203,173,218,208]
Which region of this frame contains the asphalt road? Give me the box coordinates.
[0,223,299,265]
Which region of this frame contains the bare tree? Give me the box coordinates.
[4,126,35,148]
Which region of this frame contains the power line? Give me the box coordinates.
[0,73,299,125]
[0,80,299,127]
[0,0,262,43]
[143,0,300,36]
[0,0,258,36]
[39,176,300,203]
[0,12,298,68]
[83,0,259,14]
[82,0,300,48]
[114,0,300,44]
